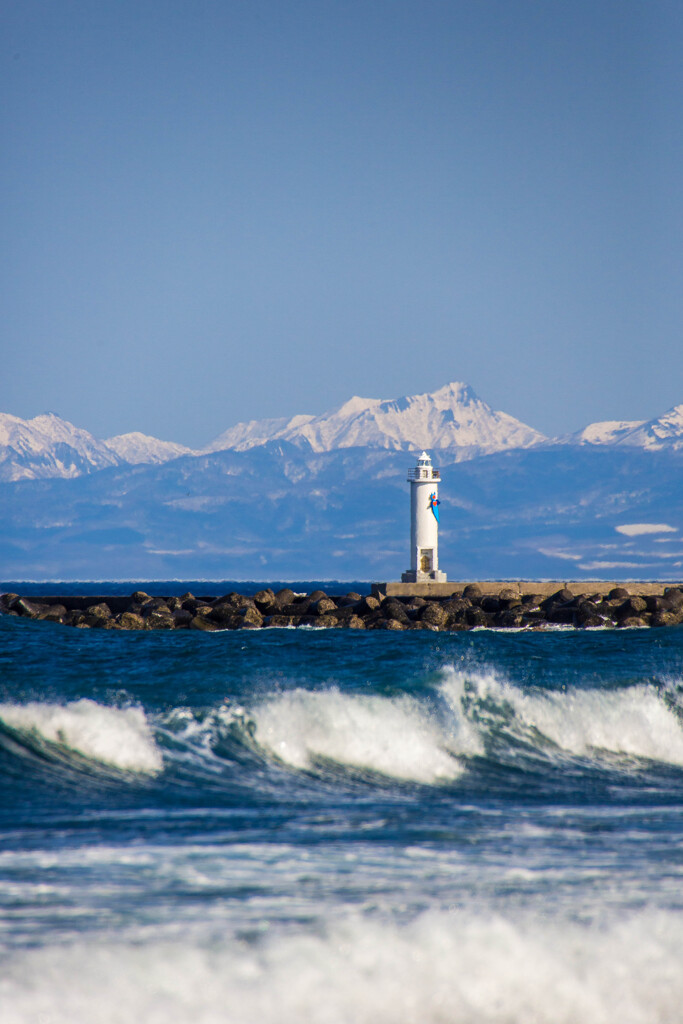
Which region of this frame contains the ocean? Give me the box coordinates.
[1,583,682,1023]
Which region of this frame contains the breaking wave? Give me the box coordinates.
[0,699,162,773]
[247,687,482,782]
[240,669,683,781]
[0,907,681,1024]
[438,666,683,767]
[2,667,682,787]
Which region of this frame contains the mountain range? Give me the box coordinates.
[560,405,683,451]
[1,383,681,582]
[0,413,193,482]
[2,382,682,483]
[205,382,546,455]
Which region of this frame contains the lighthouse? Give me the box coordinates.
[401,451,447,583]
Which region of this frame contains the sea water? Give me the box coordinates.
[1,595,682,1023]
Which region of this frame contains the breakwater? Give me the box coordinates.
[2,582,683,630]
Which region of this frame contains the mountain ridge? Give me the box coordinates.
[1,386,682,483]
[205,382,546,455]
[0,412,121,482]
[104,432,196,465]
[555,404,683,450]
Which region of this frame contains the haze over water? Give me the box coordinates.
[1,602,682,1023]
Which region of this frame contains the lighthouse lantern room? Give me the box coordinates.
[401,451,447,583]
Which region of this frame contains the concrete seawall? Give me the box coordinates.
[372,581,683,599]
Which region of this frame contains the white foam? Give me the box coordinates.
[513,686,683,764]
[249,687,480,782]
[439,667,683,766]
[0,908,681,1023]
[0,699,162,773]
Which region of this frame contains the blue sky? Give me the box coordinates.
[2,1,682,446]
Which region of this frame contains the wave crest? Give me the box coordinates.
[0,699,162,773]
[439,667,683,766]
[248,688,482,783]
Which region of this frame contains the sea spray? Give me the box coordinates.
[1,615,682,1024]
[0,699,162,772]
[249,687,474,782]
[1,907,681,1024]
[437,665,683,766]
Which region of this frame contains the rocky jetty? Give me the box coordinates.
[2,585,683,632]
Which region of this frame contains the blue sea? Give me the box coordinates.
[1,582,683,1023]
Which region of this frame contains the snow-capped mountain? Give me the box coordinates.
[0,413,121,482]
[104,432,195,465]
[3,390,682,486]
[560,404,683,451]
[205,414,316,453]
[206,382,546,455]
[615,405,683,450]
[1,390,682,581]
[567,420,646,446]
[0,414,193,482]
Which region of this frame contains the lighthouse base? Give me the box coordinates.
[401,569,447,583]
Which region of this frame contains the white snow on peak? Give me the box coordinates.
[206,414,314,453]
[0,412,121,482]
[205,382,546,455]
[0,413,193,481]
[104,432,195,465]
[571,420,646,445]
[4,391,679,485]
[561,404,683,450]
[0,412,104,453]
[617,404,683,450]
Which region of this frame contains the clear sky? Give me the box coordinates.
[2,0,682,446]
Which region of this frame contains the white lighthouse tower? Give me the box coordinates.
[401,451,447,583]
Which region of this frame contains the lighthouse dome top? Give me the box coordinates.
[407,451,440,482]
